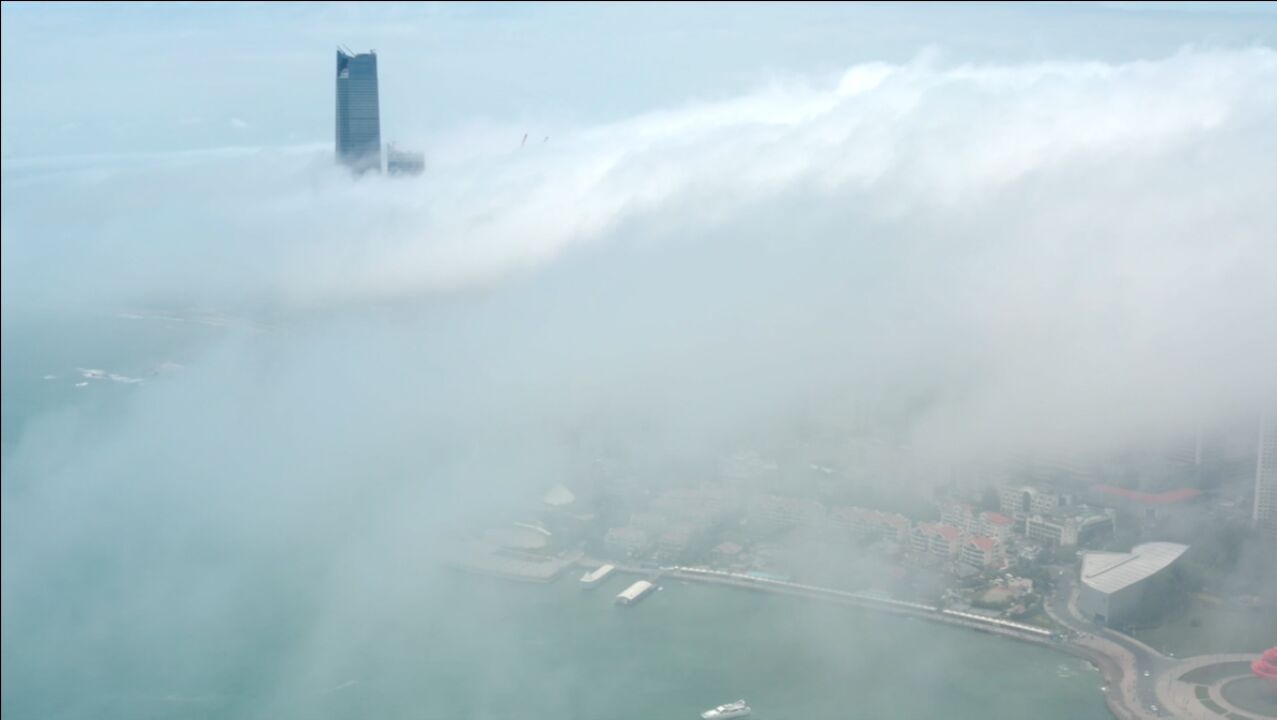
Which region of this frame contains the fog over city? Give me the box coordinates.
[3,4,1276,720]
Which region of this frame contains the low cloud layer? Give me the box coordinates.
[4,47,1275,445]
[3,45,1277,717]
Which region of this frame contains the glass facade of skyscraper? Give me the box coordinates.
[335,49,381,173]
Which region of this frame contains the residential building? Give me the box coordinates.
[1025,506,1115,547]
[828,506,874,537]
[911,522,964,560]
[656,523,697,557]
[604,526,650,557]
[999,484,1073,521]
[941,501,978,532]
[961,535,1005,570]
[627,512,668,535]
[652,486,739,525]
[829,506,912,541]
[879,512,912,542]
[978,511,1014,541]
[748,494,826,534]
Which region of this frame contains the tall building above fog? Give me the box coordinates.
[1255,412,1277,536]
[335,48,381,173]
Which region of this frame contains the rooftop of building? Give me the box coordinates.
[879,512,910,528]
[968,535,1000,551]
[543,484,575,507]
[1080,541,1189,595]
[982,511,1013,525]
[660,523,696,542]
[1091,484,1202,505]
[1035,503,1111,522]
[713,541,744,555]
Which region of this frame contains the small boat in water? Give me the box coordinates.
[701,699,751,719]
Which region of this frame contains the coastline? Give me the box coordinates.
[587,559,1143,720]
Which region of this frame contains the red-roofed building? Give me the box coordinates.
[909,523,935,557]
[979,511,1015,541]
[879,512,912,542]
[1091,485,1201,505]
[1090,485,1202,522]
[912,522,964,560]
[961,535,1006,569]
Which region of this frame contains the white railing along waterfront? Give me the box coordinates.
[662,565,1054,640]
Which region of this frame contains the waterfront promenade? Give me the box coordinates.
[585,559,1265,720]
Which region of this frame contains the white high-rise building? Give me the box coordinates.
[1255,412,1277,536]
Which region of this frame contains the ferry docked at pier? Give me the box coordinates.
[614,580,656,606]
[579,563,616,589]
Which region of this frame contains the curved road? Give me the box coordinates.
[1040,564,1241,720]
[1044,564,1164,717]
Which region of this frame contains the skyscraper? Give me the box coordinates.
[1256,411,1277,536]
[335,48,381,173]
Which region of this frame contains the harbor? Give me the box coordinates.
[400,565,1110,720]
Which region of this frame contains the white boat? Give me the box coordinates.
[615,580,656,606]
[579,563,616,589]
[701,700,750,719]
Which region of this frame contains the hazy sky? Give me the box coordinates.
[3,2,1276,158]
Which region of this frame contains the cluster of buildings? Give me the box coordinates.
[335,48,424,175]
[604,485,741,561]
[599,482,1030,575]
[996,484,1117,547]
[460,408,1277,621]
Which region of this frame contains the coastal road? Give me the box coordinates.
[1043,566,1175,719]
[601,558,1250,720]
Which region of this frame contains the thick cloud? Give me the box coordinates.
[2,46,1277,717]
[4,48,1275,441]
